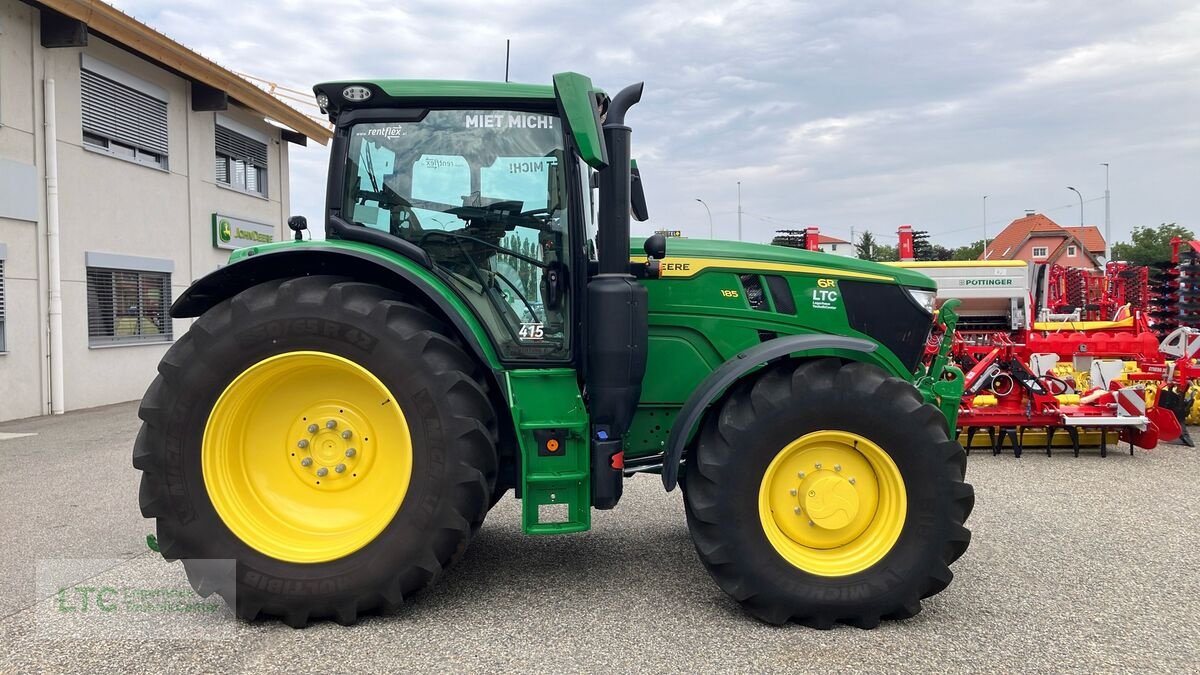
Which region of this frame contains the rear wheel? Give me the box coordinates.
[134,276,498,626]
[683,358,973,628]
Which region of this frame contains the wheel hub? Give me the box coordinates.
[803,474,860,530]
[288,405,372,489]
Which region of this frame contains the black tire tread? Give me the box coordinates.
[135,276,498,626]
[684,357,974,629]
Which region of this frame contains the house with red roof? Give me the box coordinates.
[979,212,1105,271]
[815,233,855,257]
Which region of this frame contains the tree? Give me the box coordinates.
[855,231,879,260]
[1111,223,1195,265]
[952,240,986,260]
[873,243,899,262]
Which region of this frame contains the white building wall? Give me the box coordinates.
[0,0,292,421]
[817,242,856,258]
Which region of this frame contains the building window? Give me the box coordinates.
[80,66,169,170]
[86,267,172,346]
[215,123,268,196]
[0,258,6,353]
[830,244,838,251]
[1032,246,1048,258]
[1068,245,1078,256]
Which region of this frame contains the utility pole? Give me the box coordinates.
[736,181,742,241]
[1101,163,1111,261]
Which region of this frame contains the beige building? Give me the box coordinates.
[0,0,330,421]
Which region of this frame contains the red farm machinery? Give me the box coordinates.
[891,230,1200,457]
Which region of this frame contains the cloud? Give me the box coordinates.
[110,0,1200,246]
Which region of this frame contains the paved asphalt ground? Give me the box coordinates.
[1,401,1198,673]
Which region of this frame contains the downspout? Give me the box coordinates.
[44,79,65,415]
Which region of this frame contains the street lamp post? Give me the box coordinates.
[695,198,713,239]
[1066,186,1084,227]
[1101,163,1111,261]
[982,195,988,249]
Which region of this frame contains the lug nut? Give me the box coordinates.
[790,488,798,496]
[849,477,857,485]
[335,463,346,473]
[307,424,319,434]
[808,520,816,527]
[345,448,356,458]
[814,463,822,470]
[316,467,328,477]
[793,506,801,514]
[797,472,806,479]
[297,439,309,449]
[300,457,313,467]
[341,430,353,439]
[326,420,338,429]
[834,464,842,472]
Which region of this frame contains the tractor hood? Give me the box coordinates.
[632,237,936,289]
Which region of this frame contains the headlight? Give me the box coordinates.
[315,93,330,111]
[906,288,937,316]
[342,85,372,102]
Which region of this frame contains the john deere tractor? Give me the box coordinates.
[134,73,973,629]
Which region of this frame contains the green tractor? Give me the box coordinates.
[134,73,973,629]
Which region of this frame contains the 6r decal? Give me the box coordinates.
[811,279,839,310]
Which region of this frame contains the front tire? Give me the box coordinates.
[683,358,974,628]
[134,276,498,626]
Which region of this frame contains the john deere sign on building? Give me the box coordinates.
[213,214,276,250]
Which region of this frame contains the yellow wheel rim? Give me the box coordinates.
[758,430,906,576]
[202,351,412,564]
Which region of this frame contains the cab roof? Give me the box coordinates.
[315,80,557,101]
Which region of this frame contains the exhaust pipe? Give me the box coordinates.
[587,82,646,509]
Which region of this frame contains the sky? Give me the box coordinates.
[112,0,1200,248]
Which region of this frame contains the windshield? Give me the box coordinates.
[341,110,571,360]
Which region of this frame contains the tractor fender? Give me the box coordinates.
[171,245,503,374]
[661,334,880,491]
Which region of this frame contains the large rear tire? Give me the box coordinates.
[134,276,498,626]
[683,358,973,628]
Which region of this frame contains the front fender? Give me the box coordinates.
[661,334,894,491]
[173,240,502,371]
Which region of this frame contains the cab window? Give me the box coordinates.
[342,110,571,361]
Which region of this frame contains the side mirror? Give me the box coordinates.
[552,72,609,170]
[630,160,649,222]
[644,233,667,260]
[287,215,308,242]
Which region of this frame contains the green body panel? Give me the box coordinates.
[504,369,590,534]
[626,238,938,462]
[227,239,503,370]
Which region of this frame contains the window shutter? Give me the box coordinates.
[216,125,268,167]
[86,267,173,345]
[81,69,169,156]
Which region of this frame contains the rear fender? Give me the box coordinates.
[173,241,503,372]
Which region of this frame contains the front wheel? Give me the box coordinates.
[683,358,974,628]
